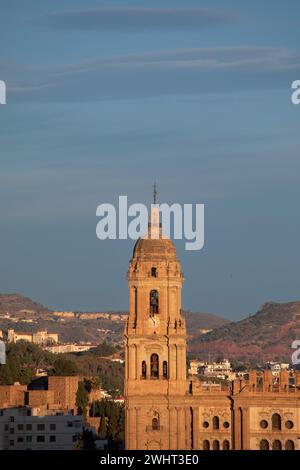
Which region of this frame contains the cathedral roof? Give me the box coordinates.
[132,235,178,261]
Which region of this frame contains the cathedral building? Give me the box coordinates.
[124,203,300,451]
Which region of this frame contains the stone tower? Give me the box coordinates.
[124,202,189,450]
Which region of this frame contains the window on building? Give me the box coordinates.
[212,416,219,430]
[150,290,159,315]
[151,267,157,277]
[272,440,282,450]
[50,423,56,431]
[163,361,168,379]
[10,417,14,422]
[26,424,32,431]
[260,420,268,429]
[26,436,32,443]
[203,421,209,429]
[259,439,269,450]
[141,361,147,379]
[17,424,23,431]
[223,440,230,450]
[212,440,220,451]
[285,440,295,450]
[285,420,294,430]
[150,353,159,379]
[9,428,14,434]
[37,424,45,431]
[152,417,160,430]
[37,435,45,443]
[50,436,56,442]
[223,421,230,429]
[203,440,210,450]
[17,437,23,443]
[272,413,281,431]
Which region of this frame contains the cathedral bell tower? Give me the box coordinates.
[124,189,188,450]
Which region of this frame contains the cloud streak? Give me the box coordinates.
[40,7,239,31]
[4,47,300,102]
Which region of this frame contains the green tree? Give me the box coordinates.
[51,357,79,376]
[76,381,89,416]
[99,415,107,439]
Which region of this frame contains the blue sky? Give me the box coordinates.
[0,0,300,319]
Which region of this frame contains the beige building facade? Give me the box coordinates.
[124,208,300,450]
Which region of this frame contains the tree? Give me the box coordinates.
[51,357,79,376]
[98,415,107,439]
[74,429,95,450]
[76,381,89,416]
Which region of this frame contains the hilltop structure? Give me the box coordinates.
[124,200,300,451]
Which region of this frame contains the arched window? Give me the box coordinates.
[212,440,220,451]
[223,440,230,450]
[163,361,168,379]
[152,417,160,430]
[272,440,282,450]
[272,413,281,431]
[150,290,159,314]
[141,361,147,379]
[260,440,269,450]
[203,440,210,450]
[151,353,159,378]
[213,416,219,430]
[285,440,295,451]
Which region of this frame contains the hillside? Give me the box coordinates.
[0,293,228,346]
[190,301,300,362]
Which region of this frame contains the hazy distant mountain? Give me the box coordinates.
[190,301,300,362]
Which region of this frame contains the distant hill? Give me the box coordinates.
[190,301,300,362]
[0,293,228,346]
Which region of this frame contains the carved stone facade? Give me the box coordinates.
[124,207,300,450]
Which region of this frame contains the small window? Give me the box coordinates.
[272,440,282,450]
[9,428,14,434]
[37,424,45,431]
[151,267,157,277]
[37,435,45,443]
[203,440,210,450]
[150,290,159,315]
[17,424,23,431]
[285,440,295,450]
[260,439,269,450]
[141,361,147,379]
[50,423,56,431]
[50,435,56,442]
[10,417,14,422]
[26,436,32,443]
[203,421,209,429]
[223,421,230,429]
[17,437,23,443]
[26,424,32,431]
[212,416,219,430]
[152,417,159,430]
[163,361,168,379]
[272,413,281,431]
[223,440,230,450]
[212,440,220,451]
[285,420,294,429]
[150,353,159,379]
[260,420,268,429]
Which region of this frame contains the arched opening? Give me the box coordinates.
[285,440,295,450]
[260,439,269,450]
[212,440,220,451]
[163,361,168,379]
[272,413,281,431]
[203,440,210,450]
[212,416,219,430]
[272,440,282,450]
[141,361,147,379]
[152,417,160,430]
[150,353,159,379]
[223,440,230,450]
[150,290,159,315]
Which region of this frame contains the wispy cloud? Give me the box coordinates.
[39,7,239,31]
[4,47,300,102]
